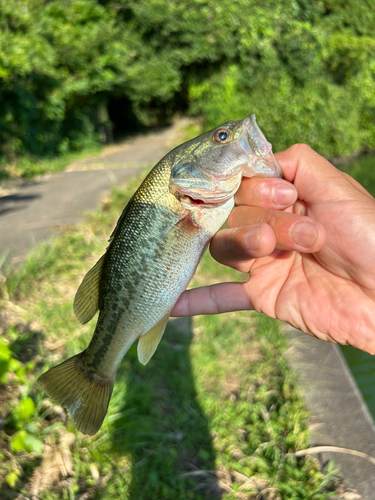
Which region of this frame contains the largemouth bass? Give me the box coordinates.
[38,114,282,435]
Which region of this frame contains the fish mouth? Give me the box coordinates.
[173,170,242,208]
[177,189,234,208]
[176,176,241,208]
[241,114,283,178]
[180,194,206,206]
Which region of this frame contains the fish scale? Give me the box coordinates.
[38,114,282,435]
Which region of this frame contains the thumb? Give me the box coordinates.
[275,144,349,204]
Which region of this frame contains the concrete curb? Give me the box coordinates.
[284,326,375,499]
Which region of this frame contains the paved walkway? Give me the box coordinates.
[0,119,192,264]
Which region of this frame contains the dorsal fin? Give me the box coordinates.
[74,254,105,324]
[107,192,136,244]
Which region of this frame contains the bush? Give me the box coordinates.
[0,0,374,174]
[187,3,375,157]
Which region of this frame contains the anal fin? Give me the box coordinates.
[137,317,168,365]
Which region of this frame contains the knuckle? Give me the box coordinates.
[225,228,237,253]
[184,292,192,317]
[227,209,238,228]
[208,285,220,314]
[288,143,313,156]
[265,212,279,229]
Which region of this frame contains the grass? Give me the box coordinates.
[0,144,105,181]
[0,170,343,499]
[0,118,202,182]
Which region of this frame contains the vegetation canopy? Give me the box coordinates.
[0,0,374,174]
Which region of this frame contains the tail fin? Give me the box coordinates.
[38,352,115,435]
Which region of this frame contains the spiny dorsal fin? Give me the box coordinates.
[107,192,136,244]
[137,317,169,365]
[74,254,105,324]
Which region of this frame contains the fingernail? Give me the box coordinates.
[291,222,317,248]
[244,225,260,251]
[274,184,297,206]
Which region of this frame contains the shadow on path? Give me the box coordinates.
[0,193,40,216]
[108,317,222,500]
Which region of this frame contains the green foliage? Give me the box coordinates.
[0,0,132,169]
[12,397,35,425]
[187,1,375,158]
[0,335,43,462]
[5,470,20,488]
[11,430,43,454]
[341,155,375,196]
[1,0,374,177]
[0,338,22,383]
[0,338,12,382]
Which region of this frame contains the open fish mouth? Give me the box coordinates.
[171,161,242,207]
[178,192,231,207]
[175,179,240,207]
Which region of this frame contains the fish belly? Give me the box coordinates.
[84,197,233,375]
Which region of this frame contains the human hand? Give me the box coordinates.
[172,144,375,354]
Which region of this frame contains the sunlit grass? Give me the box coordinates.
[0,144,104,180]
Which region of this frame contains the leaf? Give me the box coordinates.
[0,339,12,383]
[24,433,44,454]
[11,430,43,454]
[8,357,22,374]
[5,470,20,488]
[0,360,9,384]
[11,430,28,452]
[0,339,11,361]
[13,397,35,425]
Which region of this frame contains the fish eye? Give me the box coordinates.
[213,128,232,144]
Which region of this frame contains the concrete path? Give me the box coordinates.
[0,119,192,264]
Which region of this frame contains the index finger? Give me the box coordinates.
[234,177,298,209]
[171,282,252,317]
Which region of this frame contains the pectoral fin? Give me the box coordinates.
[137,317,169,365]
[74,254,105,324]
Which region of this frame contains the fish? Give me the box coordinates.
[38,114,282,435]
